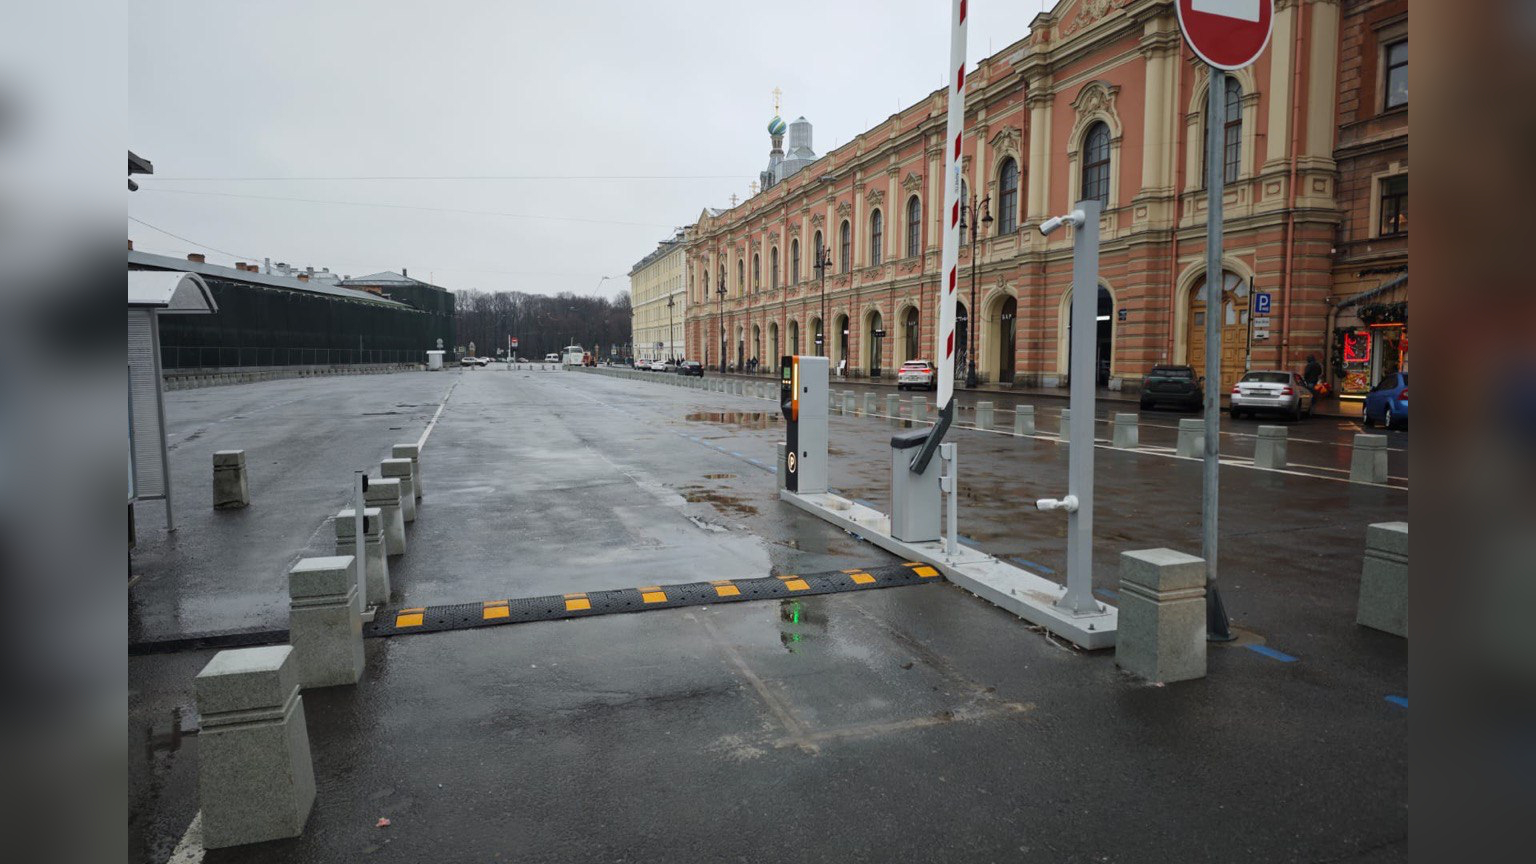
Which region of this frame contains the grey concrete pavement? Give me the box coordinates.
[129,367,1407,864]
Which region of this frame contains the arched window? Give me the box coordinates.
[1206,77,1243,186]
[737,259,744,294]
[997,157,1019,233]
[869,210,883,266]
[1081,122,1111,206]
[770,247,779,289]
[790,238,800,284]
[960,177,970,211]
[752,253,760,291]
[839,220,851,272]
[906,195,922,257]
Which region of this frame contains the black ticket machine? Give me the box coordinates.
[780,354,828,494]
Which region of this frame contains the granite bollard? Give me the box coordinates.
[195,646,316,849]
[1253,425,1288,470]
[391,443,422,500]
[1176,418,1204,458]
[843,391,856,415]
[213,450,250,509]
[380,458,416,522]
[364,477,407,556]
[1014,405,1036,436]
[911,396,928,423]
[1112,413,1138,448]
[886,393,900,418]
[863,392,877,416]
[1058,408,1071,440]
[975,401,994,430]
[287,556,364,688]
[1351,434,1388,483]
[1115,548,1207,683]
[1356,522,1408,637]
[335,507,389,606]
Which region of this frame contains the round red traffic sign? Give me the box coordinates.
[1176,0,1273,71]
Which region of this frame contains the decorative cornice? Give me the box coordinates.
[989,126,1022,155]
[866,189,886,209]
[1062,0,1129,38]
[902,171,924,193]
[835,201,852,219]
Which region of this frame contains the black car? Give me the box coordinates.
[1139,365,1203,411]
[676,361,704,377]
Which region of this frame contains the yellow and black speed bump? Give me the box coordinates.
[365,561,942,638]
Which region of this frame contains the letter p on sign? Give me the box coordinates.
[1193,0,1260,21]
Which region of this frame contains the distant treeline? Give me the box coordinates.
[453,289,632,359]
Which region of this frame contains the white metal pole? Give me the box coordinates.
[1057,199,1101,616]
[353,471,367,607]
[934,0,968,415]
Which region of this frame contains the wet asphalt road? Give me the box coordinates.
[129,367,1408,863]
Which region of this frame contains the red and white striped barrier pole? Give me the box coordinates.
[911,0,968,473]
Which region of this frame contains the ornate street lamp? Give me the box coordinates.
[666,294,675,363]
[960,192,993,388]
[812,240,833,357]
[717,268,728,373]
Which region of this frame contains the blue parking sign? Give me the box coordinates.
[1253,292,1272,315]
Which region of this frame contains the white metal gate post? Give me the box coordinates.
[1060,199,1102,616]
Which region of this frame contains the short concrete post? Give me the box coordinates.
[1115,549,1207,684]
[843,391,856,415]
[975,401,994,430]
[863,392,878,416]
[1357,522,1408,637]
[380,458,416,522]
[1112,413,1138,448]
[1350,434,1388,483]
[912,396,928,422]
[391,443,422,500]
[364,477,406,556]
[287,556,364,688]
[1253,425,1288,470]
[1058,408,1071,440]
[1014,405,1036,436]
[776,441,787,491]
[1176,418,1204,458]
[886,393,900,418]
[213,450,250,509]
[194,646,316,848]
[334,507,389,606]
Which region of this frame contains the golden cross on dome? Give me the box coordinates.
[772,86,782,115]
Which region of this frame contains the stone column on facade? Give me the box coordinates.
[1026,90,1054,222]
[1265,0,1300,168]
[1305,0,1342,164]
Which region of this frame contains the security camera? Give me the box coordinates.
[1038,209,1086,237]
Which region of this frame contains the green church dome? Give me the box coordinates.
[768,116,787,136]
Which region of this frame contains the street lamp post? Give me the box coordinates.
[812,241,833,357]
[717,273,728,374]
[960,192,992,389]
[666,294,675,363]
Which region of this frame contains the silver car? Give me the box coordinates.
[1229,370,1314,420]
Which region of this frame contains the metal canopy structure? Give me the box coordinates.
[129,271,216,532]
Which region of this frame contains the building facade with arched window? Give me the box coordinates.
[681,0,1401,396]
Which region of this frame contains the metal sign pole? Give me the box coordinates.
[354,471,367,608]
[1203,65,1234,641]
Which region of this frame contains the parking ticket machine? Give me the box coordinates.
[780,355,828,494]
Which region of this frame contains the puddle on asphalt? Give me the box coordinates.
[779,598,823,654]
[679,486,760,517]
[685,411,781,429]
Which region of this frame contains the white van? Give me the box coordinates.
[544,352,560,363]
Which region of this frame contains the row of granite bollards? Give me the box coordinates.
[192,442,423,848]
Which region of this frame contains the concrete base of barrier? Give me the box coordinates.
[886,394,900,418]
[335,508,389,606]
[780,489,1116,650]
[1351,434,1388,483]
[1176,418,1203,458]
[380,459,416,522]
[213,450,250,509]
[391,444,422,500]
[287,556,364,688]
[975,401,994,429]
[911,397,928,423]
[363,479,406,556]
[1059,408,1071,440]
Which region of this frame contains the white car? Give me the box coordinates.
[649,360,667,372]
[1229,370,1314,420]
[896,360,937,391]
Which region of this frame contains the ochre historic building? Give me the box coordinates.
[683,0,1406,397]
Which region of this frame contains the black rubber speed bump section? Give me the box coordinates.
[365,561,941,639]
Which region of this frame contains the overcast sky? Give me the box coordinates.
[128,0,1047,298]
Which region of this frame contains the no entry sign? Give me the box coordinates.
[1176,0,1273,70]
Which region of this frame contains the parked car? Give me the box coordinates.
[677,361,704,377]
[1138,365,1203,411]
[1230,370,1314,420]
[459,356,480,367]
[544,353,560,363]
[896,360,938,391]
[649,360,667,372]
[1362,371,1408,429]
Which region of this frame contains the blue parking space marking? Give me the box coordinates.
[730,451,745,458]
[1384,695,1408,709]
[1093,587,1118,601]
[1009,556,1056,575]
[1245,644,1298,663]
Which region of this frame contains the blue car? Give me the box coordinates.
[1362,371,1408,429]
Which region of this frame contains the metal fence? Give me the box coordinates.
[160,346,424,369]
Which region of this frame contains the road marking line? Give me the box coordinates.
[1245,644,1298,663]
[416,380,458,450]
[1385,695,1408,709]
[693,612,816,753]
